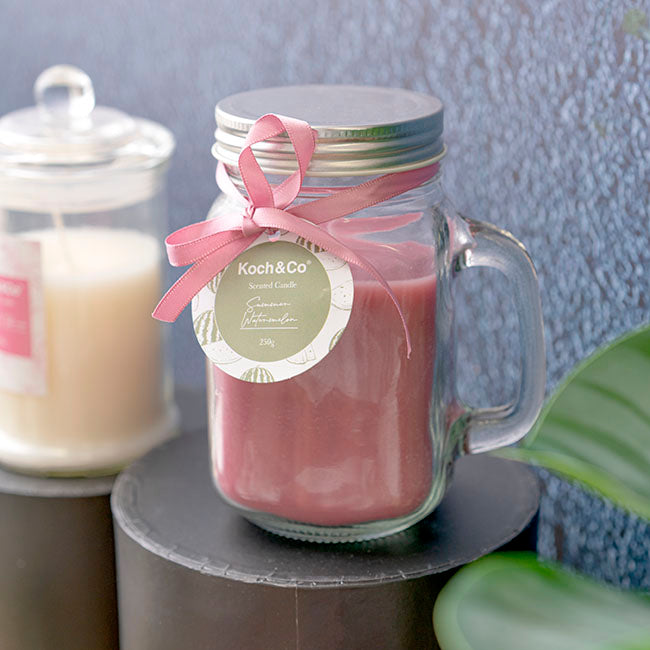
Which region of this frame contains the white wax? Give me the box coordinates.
[0,228,177,474]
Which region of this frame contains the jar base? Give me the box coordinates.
[222,457,456,544]
[0,403,180,477]
[246,518,412,544]
[241,504,441,544]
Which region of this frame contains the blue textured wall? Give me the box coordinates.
[1,0,648,396]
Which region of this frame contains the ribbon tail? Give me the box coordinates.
[254,208,413,357]
[289,164,439,225]
[165,220,249,267]
[153,235,255,322]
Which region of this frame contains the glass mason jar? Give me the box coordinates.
[0,66,179,475]
[202,86,545,542]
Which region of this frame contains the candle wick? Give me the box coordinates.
[52,211,77,271]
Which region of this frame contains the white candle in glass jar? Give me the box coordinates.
[0,227,175,474]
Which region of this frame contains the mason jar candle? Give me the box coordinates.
[155,85,546,542]
[0,65,179,475]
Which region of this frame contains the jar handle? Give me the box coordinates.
[456,218,546,454]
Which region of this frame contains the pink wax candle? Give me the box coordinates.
[174,85,548,543]
[210,240,437,526]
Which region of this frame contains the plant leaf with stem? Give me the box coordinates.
[495,326,650,521]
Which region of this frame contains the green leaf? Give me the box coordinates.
[434,553,650,650]
[494,325,650,521]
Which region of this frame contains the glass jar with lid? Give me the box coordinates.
[159,85,546,542]
[0,65,178,475]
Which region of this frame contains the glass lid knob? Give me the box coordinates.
[34,65,96,125]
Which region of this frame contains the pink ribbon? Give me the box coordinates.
[153,113,440,356]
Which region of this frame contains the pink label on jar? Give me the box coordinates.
[0,235,46,395]
[0,276,31,357]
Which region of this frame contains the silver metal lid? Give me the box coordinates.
[214,85,445,177]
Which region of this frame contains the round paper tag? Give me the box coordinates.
[191,232,353,383]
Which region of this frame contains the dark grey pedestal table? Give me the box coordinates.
[0,388,206,650]
[113,430,540,650]
[0,469,117,650]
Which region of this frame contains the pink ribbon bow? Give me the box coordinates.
[153,113,440,356]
